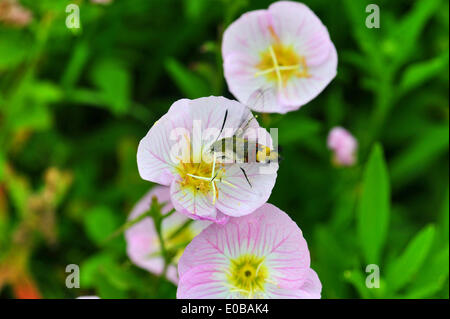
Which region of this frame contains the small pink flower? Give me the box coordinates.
[327,127,358,166]
[222,1,337,113]
[177,203,321,299]
[125,186,210,284]
[137,96,278,224]
[0,0,32,27]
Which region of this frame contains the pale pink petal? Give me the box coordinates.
[137,99,192,185]
[327,126,358,166]
[177,265,231,299]
[250,204,310,289]
[294,269,322,299]
[222,10,273,59]
[215,162,278,217]
[268,2,333,66]
[138,96,278,221]
[177,204,317,299]
[188,96,254,144]
[125,188,167,279]
[277,43,337,110]
[222,1,337,113]
[125,186,209,285]
[170,178,218,222]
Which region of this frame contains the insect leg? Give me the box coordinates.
[213,109,228,144]
[239,167,252,188]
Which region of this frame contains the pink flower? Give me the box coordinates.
[327,127,358,166]
[0,0,32,27]
[125,186,210,284]
[137,96,278,224]
[177,203,321,299]
[222,1,337,114]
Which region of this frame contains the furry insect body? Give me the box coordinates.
[210,137,280,164]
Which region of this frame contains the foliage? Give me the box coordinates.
[0,0,448,298]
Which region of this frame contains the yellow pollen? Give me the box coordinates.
[177,160,216,195]
[255,43,310,87]
[227,254,268,298]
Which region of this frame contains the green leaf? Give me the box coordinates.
[357,143,390,264]
[278,115,321,144]
[343,269,372,299]
[80,252,116,288]
[83,206,121,245]
[399,50,449,95]
[390,0,441,67]
[90,59,131,114]
[164,58,211,99]
[386,225,436,293]
[100,263,144,291]
[439,187,449,243]
[343,0,383,73]
[61,41,90,88]
[0,151,5,182]
[391,124,449,187]
[403,245,449,298]
[184,0,209,20]
[313,226,357,298]
[95,272,128,299]
[29,81,63,104]
[0,32,29,71]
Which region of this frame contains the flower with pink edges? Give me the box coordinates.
[222,1,337,114]
[176,203,321,299]
[327,126,358,166]
[125,186,210,284]
[137,96,278,224]
[0,0,32,27]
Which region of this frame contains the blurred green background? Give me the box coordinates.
[0,0,448,299]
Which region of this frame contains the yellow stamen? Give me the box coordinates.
[255,43,310,87]
[227,254,268,298]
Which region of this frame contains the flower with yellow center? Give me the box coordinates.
[177,204,322,299]
[222,1,337,113]
[227,254,269,298]
[137,96,278,223]
[255,43,310,89]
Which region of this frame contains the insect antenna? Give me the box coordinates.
[213,109,228,145]
[240,167,252,188]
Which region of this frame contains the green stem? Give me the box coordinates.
[101,210,152,245]
[167,219,193,241]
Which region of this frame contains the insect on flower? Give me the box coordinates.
[186,107,281,193]
[137,96,278,223]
